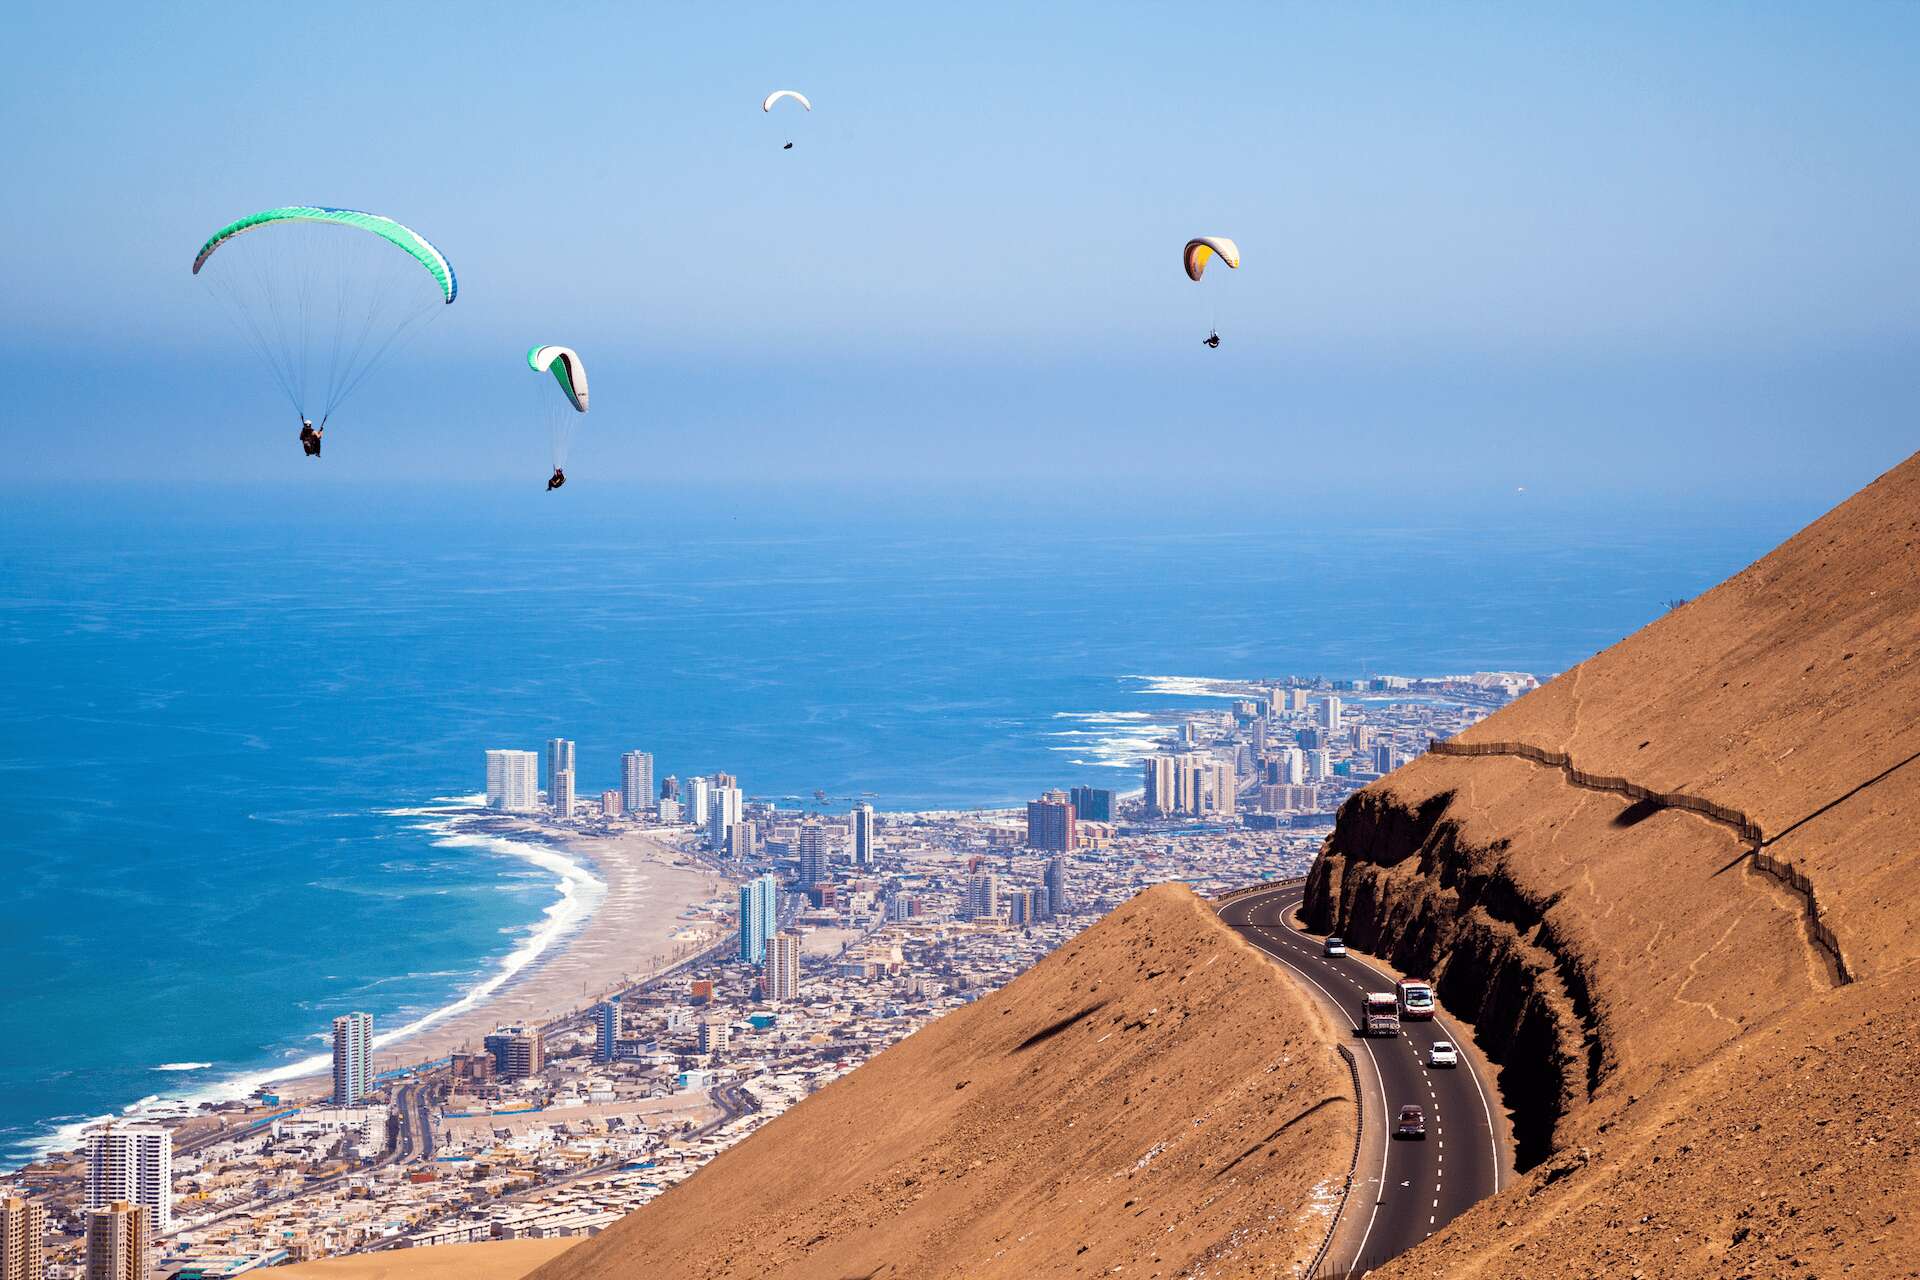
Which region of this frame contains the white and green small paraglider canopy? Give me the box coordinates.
[528,345,588,413]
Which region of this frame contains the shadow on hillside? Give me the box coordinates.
[1012,1002,1108,1053]
[1613,797,1666,827]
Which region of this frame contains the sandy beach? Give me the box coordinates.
[286,822,731,1096]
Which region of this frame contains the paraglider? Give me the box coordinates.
[1182,237,1240,282]
[1183,236,1239,348]
[528,345,588,492]
[193,207,457,452]
[763,89,811,148]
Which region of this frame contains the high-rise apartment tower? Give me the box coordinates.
[85,1129,170,1235]
[332,1012,372,1105]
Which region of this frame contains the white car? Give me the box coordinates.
[1323,936,1347,957]
[1427,1041,1458,1069]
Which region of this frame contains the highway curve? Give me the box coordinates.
[1218,883,1506,1275]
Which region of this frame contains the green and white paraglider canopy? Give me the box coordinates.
[192,205,457,428]
[528,345,589,470]
[528,345,589,413]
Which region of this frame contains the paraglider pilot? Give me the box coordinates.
[547,468,566,491]
[1202,330,1221,349]
[299,418,323,457]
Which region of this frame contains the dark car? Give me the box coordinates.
[1394,1104,1426,1140]
[1323,936,1347,957]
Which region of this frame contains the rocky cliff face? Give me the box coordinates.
[1304,788,1599,1168]
[1308,453,1920,1276]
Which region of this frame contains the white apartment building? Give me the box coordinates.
[86,1128,171,1234]
[852,803,875,866]
[683,776,711,827]
[620,750,654,812]
[764,931,801,1001]
[485,750,540,812]
[332,1012,372,1105]
[707,784,743,851]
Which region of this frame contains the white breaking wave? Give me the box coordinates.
[1126,674,1252,699]
[12,805,604,1165]
[378,794,487,819]
[1042,676,1258,771]
[1045,716,1181,770]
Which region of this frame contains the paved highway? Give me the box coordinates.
[1218,883,1505,1276]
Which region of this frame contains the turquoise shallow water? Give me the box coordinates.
[0,485,1805,1167]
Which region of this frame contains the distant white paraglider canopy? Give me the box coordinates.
[762,89,812,112]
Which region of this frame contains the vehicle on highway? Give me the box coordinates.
[1427,1041,1458,1068]
[1397,978,1436,1019]
[1323,936,1346,957]
[1360,991,1401,1037]
[1394,1105,1427,1140]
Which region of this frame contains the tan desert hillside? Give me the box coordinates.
[274,1238,575,1279]
[1305,453,1920,1276]
[530,884,1352,1280]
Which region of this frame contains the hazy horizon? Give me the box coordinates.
[4,4,1918,497]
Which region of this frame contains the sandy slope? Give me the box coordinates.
[530,884,1352,1280]
[1307,453,1920,1277]
[273,1238,575,1279]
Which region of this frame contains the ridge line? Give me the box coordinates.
[1425,738,1852,985]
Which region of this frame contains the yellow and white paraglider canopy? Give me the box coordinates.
[1183,237,1241,281]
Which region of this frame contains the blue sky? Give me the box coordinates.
[1,3,1916,501]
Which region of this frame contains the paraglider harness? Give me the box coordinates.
[547,468,566,491]
[300,415,326,457]
[1203,330,1221,349]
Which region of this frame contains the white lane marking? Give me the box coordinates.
[1217,887,1390,1272]
[1263,884,1506,1196]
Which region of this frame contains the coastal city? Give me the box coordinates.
[0,673,1532,1279]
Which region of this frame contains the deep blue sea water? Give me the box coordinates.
[0,485,1815,1167]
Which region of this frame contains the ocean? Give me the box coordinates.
[0,485,1812,1167]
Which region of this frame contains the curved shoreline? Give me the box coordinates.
[10,802,724,1168]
